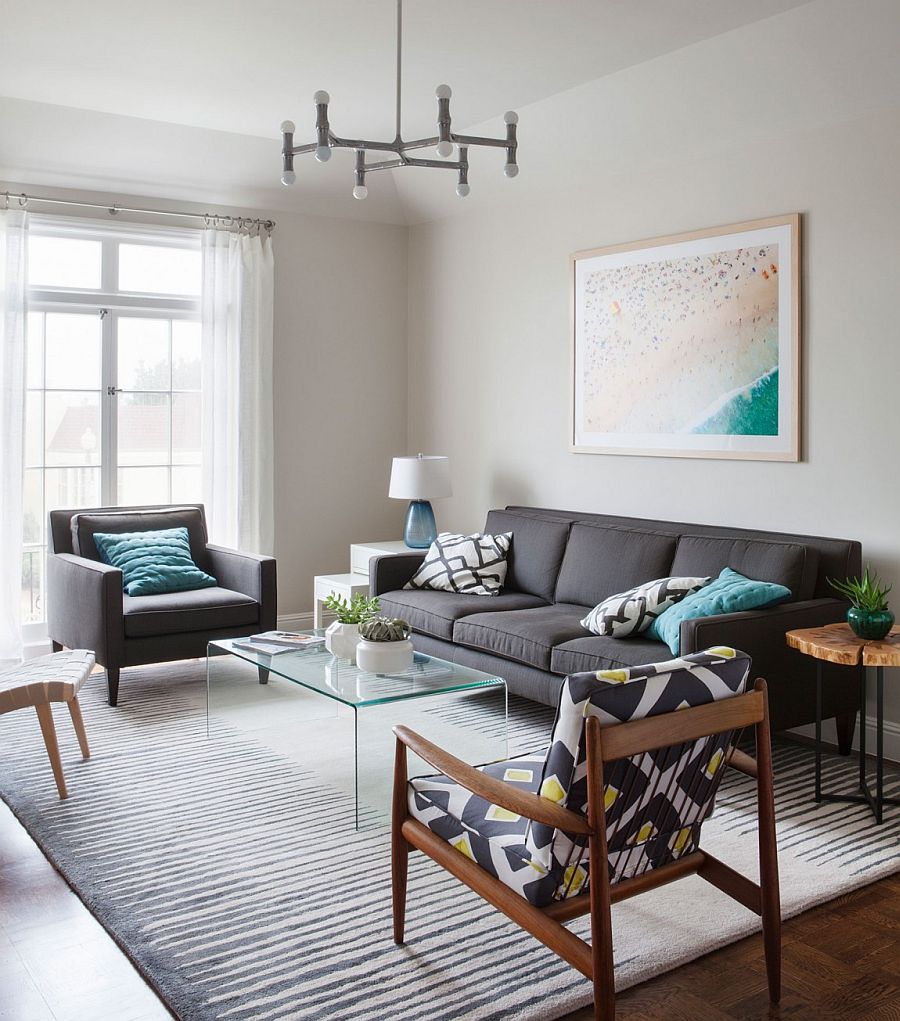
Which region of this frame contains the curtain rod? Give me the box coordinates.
[3,190,276,232]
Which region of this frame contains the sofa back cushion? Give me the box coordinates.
[554,523,676,608]
[482,510,572,602]
[669,534,817,599]
[71,506,211,572]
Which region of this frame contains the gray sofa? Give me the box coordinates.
[371,505,862,748]
[47,504,277,706]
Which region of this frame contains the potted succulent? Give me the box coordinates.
[829,565,894,640]
[355,616,414,674]
[323,593,380,663]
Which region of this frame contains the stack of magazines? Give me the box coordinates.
[232,632,326,656]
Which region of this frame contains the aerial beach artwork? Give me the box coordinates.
[572,215,800,460]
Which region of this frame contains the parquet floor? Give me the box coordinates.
[1,796,898,1020]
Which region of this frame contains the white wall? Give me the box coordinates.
[1,181,409,621]
[406,0,900,745]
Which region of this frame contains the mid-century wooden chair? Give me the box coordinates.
[0,649,94,799]
[391,648,780,1020]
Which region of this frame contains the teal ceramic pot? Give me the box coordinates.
[847,607,895,641]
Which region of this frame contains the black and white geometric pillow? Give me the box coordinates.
[404,532,513,596]
[580,576,710,637]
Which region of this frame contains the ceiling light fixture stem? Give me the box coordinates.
[395,0,403,144]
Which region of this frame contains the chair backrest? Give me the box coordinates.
[48,504,211,571]
[526,647,751,895]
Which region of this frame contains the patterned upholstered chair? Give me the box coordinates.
[0,649,95,799]
[392,648,780,1021]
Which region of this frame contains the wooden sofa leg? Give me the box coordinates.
[34,704,67,799]
[107,667,120,707]
[258,667,269,685]
[67,697,91,759]
[51,640,63,653]
[835,710,856,756]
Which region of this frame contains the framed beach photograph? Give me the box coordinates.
[571,214,800,460]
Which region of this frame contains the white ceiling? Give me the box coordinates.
[0,0,811,222]
[2,0,808,141]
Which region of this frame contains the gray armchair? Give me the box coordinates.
[47,504,277,706]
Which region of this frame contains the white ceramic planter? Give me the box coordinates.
[325,621,360,662]
[355,638,414,675]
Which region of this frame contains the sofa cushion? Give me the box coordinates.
[550,634,672,677]
[378,590,548,642]
[404,531,512,596]
[483,510,572,601]
[452,604,591,671]
[72,506,211,571]
[670,534,817,599]
[123,586,258,638]
[554,523,677,609]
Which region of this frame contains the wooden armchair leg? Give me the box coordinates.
[67,696,91,759]
[392,737,410,945]
[106,666,120,707]
[34,703,67,800]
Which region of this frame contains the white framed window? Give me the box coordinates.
[23,217,202,634]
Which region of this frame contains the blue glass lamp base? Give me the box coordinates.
[403,500,437,549]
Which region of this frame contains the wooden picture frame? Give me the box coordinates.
[571,214,801,461]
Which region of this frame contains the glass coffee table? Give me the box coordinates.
[207,634,508,828]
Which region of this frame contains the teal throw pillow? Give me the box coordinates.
[93,526,217,597]
[648,566,791,655]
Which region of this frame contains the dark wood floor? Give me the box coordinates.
[1,796,898,1020]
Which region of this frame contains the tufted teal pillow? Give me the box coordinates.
[648,566,791,655]
[92,526,217,597]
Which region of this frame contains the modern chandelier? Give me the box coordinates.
[279,0,518,200]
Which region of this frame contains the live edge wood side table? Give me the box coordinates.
[786,622,900,823]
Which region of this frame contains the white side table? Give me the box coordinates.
[313,540,414,629]
[312,574,371,629]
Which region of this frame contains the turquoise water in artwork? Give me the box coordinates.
[691,368,779,436]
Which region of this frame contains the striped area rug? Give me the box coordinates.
[0,661,898,1021]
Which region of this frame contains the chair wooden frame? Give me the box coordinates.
[391,679,780,1021]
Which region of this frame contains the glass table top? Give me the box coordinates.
[208,633,505,709]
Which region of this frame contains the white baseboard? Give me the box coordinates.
[789,718,900,765]
[277,612,318,630]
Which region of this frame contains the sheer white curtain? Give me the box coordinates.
[0,209,28,663]
[200,228,275,554]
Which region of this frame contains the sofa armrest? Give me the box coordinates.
[370,552,426,597]
[680,598,849,655]
[47,553,124,667]
[206,545,278,630]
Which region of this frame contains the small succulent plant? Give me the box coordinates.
[323,592,380,624]
[358,616,412,642]
[829,565,892,611]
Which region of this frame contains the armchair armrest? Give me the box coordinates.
[206,545,277,630]
[370,552,426,597]
[680,598,848,655]
[47,553,123,667]
[393,725,592,835]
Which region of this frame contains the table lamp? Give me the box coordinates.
[389,454,452,549]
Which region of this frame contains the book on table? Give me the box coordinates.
[233,632,326,655]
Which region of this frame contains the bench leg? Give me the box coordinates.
[34,703,67,800]
[67,696,90,759]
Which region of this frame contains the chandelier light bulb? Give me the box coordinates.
[504,111,518,125]
[504,163,519,178]
[281,170,296,186]
[313,91,330,105]
[280,120,296,134]
[352,185,368,200]
[436,140,453,158]
[456,182,470,198]
[435,84,452,100]
[315,145,332,163]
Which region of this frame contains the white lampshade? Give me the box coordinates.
[389,455,452,500]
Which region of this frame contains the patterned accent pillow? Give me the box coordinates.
[580,576,710,637]
[93,526,217,597]
[404,531,513,596]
